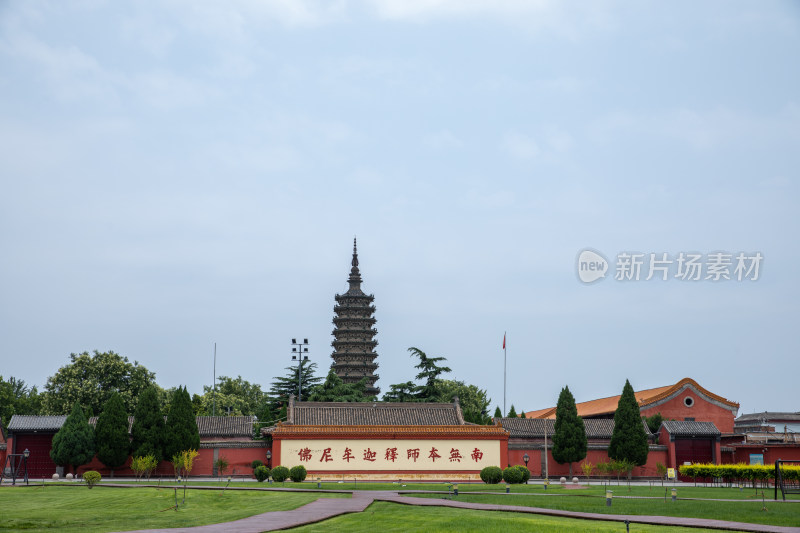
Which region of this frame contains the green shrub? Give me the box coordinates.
[502,466,524,484]
[251,460,264,470]
[289,465,307,482]
[83,470,101,489]
[515,465,531,483]
[254,465,270,482]
[480,466,503,484]
[271,466,289,482]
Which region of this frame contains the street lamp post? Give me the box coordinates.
[523,453,530,484]
[23,449,29,486]
[291,338,310,402]
[266,450,272,469]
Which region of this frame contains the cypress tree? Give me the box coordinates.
[164,386,200,460]
[95,392,130,477]
[609,379,649,466]
[507,405,517,418]
[131,386,166,462]
[50,402,95,475]
[493,406,502,419]
[551,386,587,478]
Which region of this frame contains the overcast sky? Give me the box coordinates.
[1,1,798,417]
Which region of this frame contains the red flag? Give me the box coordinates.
[503,333,506,350]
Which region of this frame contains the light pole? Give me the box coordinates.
[266,450,272,469]
[523,453,530,484]
[543,421,549,482]
[291,338,310,401]
[23,449,29,486]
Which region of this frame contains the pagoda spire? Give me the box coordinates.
[348,237,363,292]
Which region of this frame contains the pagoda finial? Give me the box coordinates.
[348,237,363,290]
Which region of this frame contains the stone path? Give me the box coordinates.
[123,491,378,533]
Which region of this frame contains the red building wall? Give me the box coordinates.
[641,393,735,433]
[506,446,668,478]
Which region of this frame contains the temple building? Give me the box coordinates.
[330,238,380,396]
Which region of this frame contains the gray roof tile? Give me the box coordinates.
[498,417,651,438]
[291,401,461,426]
[661,420,720,436]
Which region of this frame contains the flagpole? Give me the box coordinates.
[503,331,507,417]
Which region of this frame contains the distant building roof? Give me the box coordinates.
[285,396,464,426]
[661,420,721,437]
[498,417,651,439]
[735,412,800,423]
[525,378,739,419]
[8,414,255,439]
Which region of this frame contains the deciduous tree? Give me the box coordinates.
[0,375,41,424]
[609,379,649,466]
[433,379,491,424]
[95,392,130,477]
[42,351,157,415]
[551,385,587,478]
[50,402,95,474]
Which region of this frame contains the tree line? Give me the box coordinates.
[1,347,493,429]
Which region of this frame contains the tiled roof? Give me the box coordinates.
[7,415,67,432]
[498,417,651,438]
[524,378,739,419]
[9,415,255,438]
[290,401,462,426]
[271,424,507,438]
[196,416,255,437]
[736,412,800,423]
[661,420,720,437]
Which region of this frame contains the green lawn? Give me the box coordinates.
[0,485,347,532]
[408,492,800,527]
[289,501,724,533]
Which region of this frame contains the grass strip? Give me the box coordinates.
[0,485,347,532]
[288,501,724,532]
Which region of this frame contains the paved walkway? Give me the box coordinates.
[118,489,800,533]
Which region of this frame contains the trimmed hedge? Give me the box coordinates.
[251,460,264,470]
[289,465,307,483]
[502,466,524,484]
[254,465,270,482]
[516,465,531,484]
[271,466,290,482]
[679,463,800,483]
[82,470,101,489]
[480,466,503,484]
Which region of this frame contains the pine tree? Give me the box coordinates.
[308,370,375,402]
[95,392,129,477]
[507,405,517,418]
[551,386,587,478]
[609,379,649,466]
[493,406,502,419]
[131,386,166,462]
[50,402,95,474]
[164,386,200,460]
